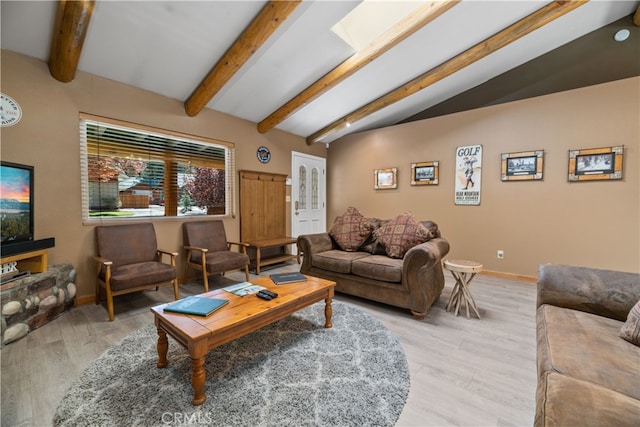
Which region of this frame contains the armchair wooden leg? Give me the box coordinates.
[172,279,180,300]
[244,265,250,281]
[105,285,115,322]
[202,269,209,293]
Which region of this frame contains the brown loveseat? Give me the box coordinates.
[297,213,450,319]
[535,264,640,426]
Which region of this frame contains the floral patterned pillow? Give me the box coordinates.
[329,207,374,251]
[620,299,640,347]
[378,212,432,258]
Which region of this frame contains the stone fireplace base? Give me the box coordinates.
[1,263,76,347]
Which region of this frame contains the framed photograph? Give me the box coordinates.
[411,161,439,185]
[374,167,397,190]
[568,145,623,182]
[501,150,543,181]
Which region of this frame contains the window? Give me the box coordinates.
[311,167,319,210]
[298,165,307,210]
[80,114,235,221]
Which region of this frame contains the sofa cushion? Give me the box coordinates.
[620,299,640,346]
[378,212,432,258]
[329,207,375,251]
[537,304,640,400]
[352,255,403,283]
[535,371,640,427]
[312,250,370,274]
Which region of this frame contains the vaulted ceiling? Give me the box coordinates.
[2,1,639,145]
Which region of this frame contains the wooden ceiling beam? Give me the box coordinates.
[306,0,588,145]
[48,0,95,83]
[185,1,301,117]
[257,0,460,134]
[633,4,640,26]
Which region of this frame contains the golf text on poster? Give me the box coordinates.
[455,145,482,205]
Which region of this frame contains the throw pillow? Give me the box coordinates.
[378,212,432,258]
[329,207,374,251]
[358,219,387,254]
[619,299,640,346]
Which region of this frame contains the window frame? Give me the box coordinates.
[79,113,236,224]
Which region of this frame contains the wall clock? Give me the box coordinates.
[257,146,271,163]
[1,93,22,127]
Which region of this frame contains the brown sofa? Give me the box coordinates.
[535,264,640,426]
[297,219,450,319]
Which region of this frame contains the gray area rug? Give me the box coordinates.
[54,301,410,427]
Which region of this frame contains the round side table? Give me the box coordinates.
[444,259,483,319]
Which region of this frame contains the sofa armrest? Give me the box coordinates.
[297,233,336,272]
[537,264,640,321]
[402,237,451,314]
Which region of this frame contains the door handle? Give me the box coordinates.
[295,201,299,210]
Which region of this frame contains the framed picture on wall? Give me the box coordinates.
[455,145,482,205]
[374,167,397,190]
[501,150,543,181]
[411,161,439,185]
[568,145,623,182]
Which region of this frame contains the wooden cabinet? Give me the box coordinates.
[239,170,298,273]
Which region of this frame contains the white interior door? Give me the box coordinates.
[291,152,326,248]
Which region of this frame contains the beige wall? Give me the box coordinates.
[327,77,640,277]
[1,50,326,300]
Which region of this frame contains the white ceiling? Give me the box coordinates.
[1,1,638,144]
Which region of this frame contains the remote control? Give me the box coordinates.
[261,290,278,298]
[256,291,272,301]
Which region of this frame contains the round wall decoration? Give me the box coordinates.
[256,146,271,163]
[1,93,22,127]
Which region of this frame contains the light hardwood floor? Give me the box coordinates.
[1,262,537,426]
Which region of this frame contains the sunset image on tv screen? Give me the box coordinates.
[1,165,32,242]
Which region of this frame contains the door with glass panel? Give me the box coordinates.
[291,152,326,250]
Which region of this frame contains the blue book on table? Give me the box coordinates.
[163,296,228,317]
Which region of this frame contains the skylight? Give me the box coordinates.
[331,0,430,51]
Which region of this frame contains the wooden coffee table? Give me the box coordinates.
[150,275,335,405]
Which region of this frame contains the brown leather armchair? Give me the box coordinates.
[182,220,250,292]
[94,223,179,321]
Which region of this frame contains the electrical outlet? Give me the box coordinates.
[497,250,504,259]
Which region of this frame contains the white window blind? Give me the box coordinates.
[79,114,236,222]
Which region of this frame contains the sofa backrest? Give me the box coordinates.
[350,218,440,255]
[537,264,640,321]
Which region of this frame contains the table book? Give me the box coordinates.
[163,296,228,317]
[270,272,307,285]
[223,281,266,296]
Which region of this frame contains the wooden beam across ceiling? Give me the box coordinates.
[184,1,301,117]
[257,0,460,134]
[306,0,588,145]
[633,4,640,26]
[48,0,95,83]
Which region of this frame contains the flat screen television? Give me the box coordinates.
[1,161,34,245]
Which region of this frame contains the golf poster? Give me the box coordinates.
[455,145,482,205]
